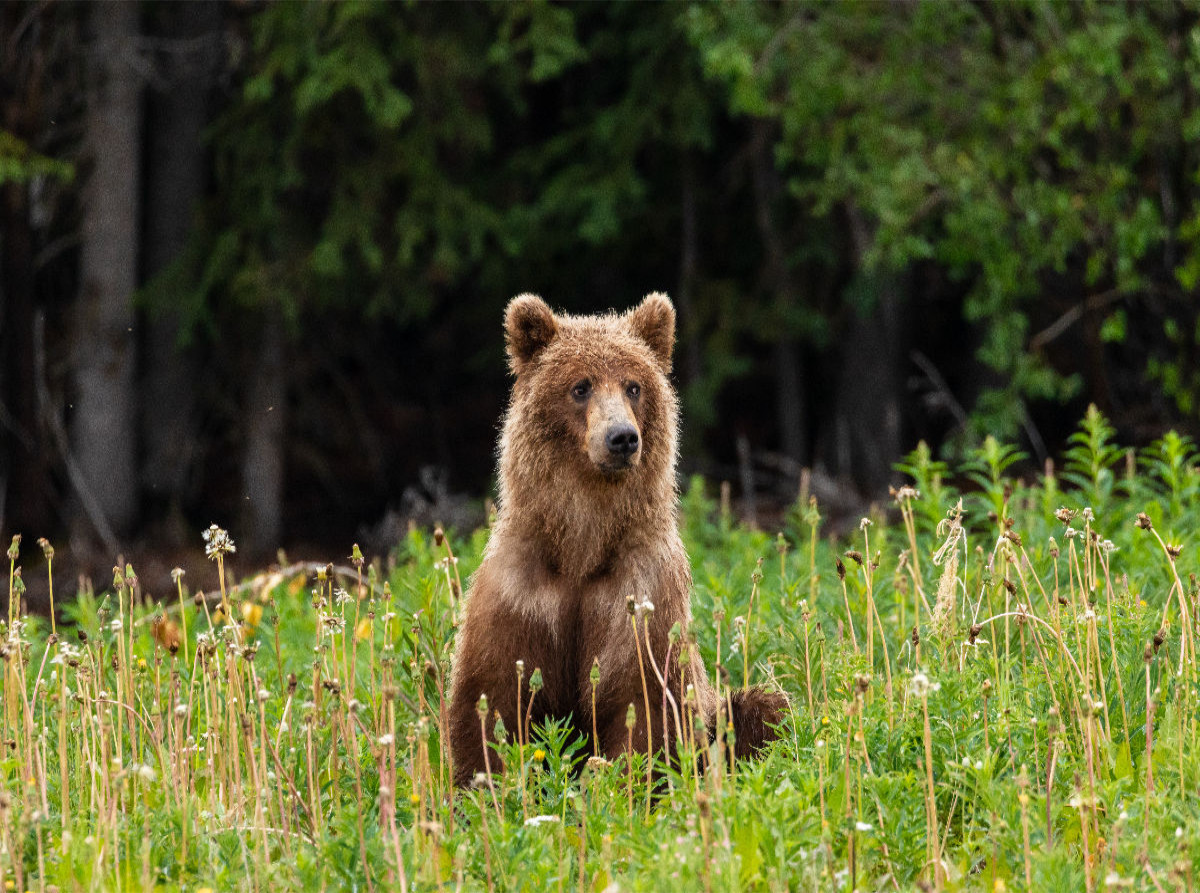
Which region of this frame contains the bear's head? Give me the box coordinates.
[498,293,678,540]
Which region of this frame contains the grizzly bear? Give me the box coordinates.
[448,293,786,785]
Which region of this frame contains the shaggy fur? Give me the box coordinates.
[448,293,786,785]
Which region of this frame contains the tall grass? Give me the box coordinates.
[0,404,1198,890]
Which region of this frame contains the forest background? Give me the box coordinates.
[3,0,1200,586]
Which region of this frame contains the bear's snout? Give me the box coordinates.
[605,424,640,459]
[585,386,642,472]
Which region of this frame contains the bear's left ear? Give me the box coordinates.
[505,293,558,374]
[626,292,675,373]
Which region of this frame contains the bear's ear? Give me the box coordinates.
[505,294,558,374]
[626,292,675,373]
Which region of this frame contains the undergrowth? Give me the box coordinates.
[1,404,1199,891]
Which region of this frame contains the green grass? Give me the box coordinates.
[3,404,1200,891]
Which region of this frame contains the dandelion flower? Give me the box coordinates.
[202,524,236,559]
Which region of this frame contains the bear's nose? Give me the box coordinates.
[606,424,640,458]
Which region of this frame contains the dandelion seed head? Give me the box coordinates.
[909,671,940,697]
[202,524,236,558]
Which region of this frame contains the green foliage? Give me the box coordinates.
[0,129,73,186]
[1062,403,1125,511]
[687,1,1200,438]
[963,435,1027,523]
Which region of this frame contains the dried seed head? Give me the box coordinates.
[1167,543,1183,560]
[202,524,236,559]
[1055,508,1075,525]
[844,550,864,567]
[911,626,920,647]
[1136,513,1153,531]
[835,558,846,581]
[1144,642,1154,663]
[1154,628,1166,652]
[969,624,982,645]
[36,538,53,561]
[433,528,445,547]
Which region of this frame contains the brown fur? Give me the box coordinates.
[448,293,785,785]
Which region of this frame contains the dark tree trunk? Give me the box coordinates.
[140,0,221,537]
[70,1,142,542]
[0,185,51,537]
[749,118,807,466]
[0,4,55,538]
[675,154,704,390]
[826,205,906,492]
[240,314,286,554]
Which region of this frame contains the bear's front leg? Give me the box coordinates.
[447,612,526,786]
[448,587,561,787]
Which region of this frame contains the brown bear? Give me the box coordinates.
[448,292,786,785]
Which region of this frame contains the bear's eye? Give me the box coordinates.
[571,380,592,401]
[626,382,641,399]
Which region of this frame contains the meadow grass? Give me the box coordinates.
[2,405,1200,891]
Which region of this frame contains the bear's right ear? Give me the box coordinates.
[505,294,558,374]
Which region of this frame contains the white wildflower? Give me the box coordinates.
[909,671,940,698]
[203,524,236,559]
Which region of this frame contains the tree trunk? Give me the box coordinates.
[675,153,705,390]
[0,184,52,538]
[240,314,286,554]
[749,118,807,466]
[1,3,58,538]
[827,205,906,492]
[140,0,221,537]
[70,1,142,542]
